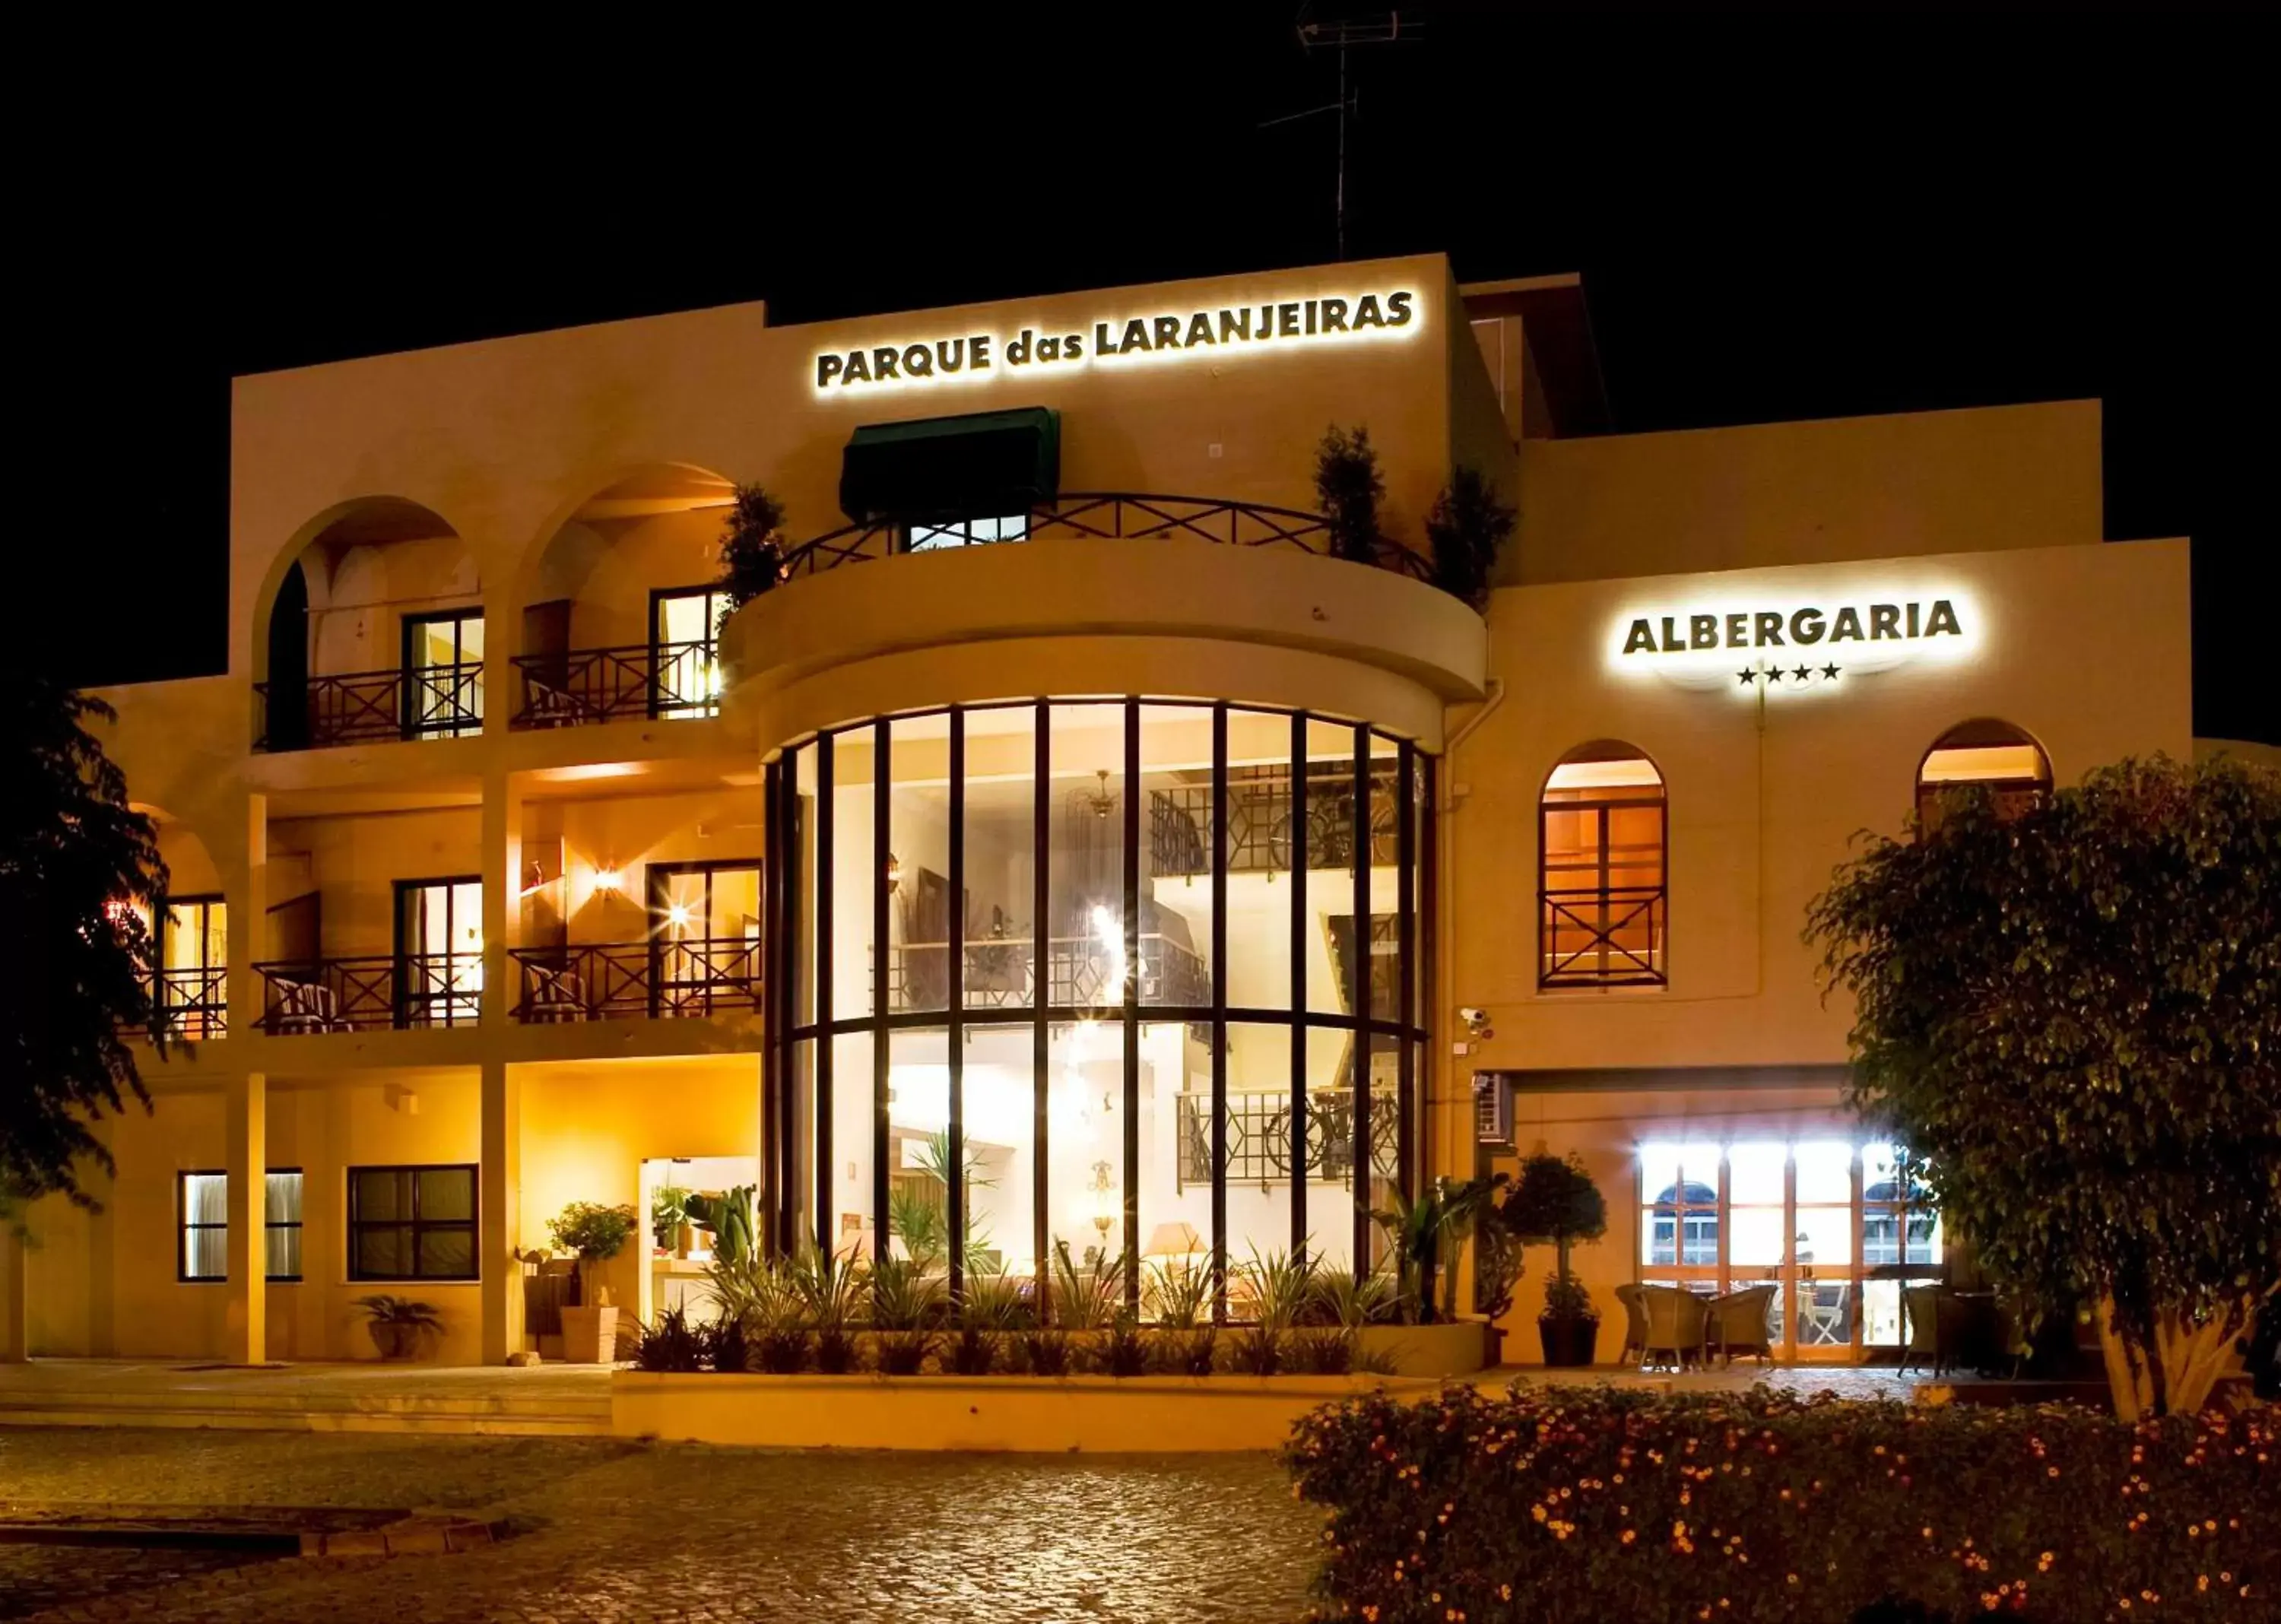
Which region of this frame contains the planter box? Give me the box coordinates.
[559,1305,619,1365]
[1355,1321,1493,1378]
[612,1372,1441,1452]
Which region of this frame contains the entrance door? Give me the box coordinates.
[396,877,483,1027]
[403,609,484,737]
[648,861,762,1014]
[650,588,728,718]
[160,895,228,1039]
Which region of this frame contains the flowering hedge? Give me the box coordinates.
[1283,1384,2276,1623]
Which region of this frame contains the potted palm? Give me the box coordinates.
[550,1201,636,1364]
[651,1185,693,1259]
[1503,1151,1609,1367]
[354,1294,443,1361]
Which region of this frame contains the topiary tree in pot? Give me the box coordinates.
[717,483,789,609]
[549,1200,637,1364]
[1808,754,2281,1417]
[1313,423,1385,564]
[1423,465,1516,612]
[1502,1151,1609,1367]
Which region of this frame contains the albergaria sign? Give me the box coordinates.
[1611,594,1977,693]
[813,289,1420,394]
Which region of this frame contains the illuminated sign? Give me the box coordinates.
[1610,592,1978,694]
[812,289,1420,395]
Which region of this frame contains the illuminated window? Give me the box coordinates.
[179,1169,303,1282]
[1915,718,2050,828]
[1540,743,1666,988]
[908,514,1029,551]
[649,587,729,718]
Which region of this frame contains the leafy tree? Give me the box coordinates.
[717,483,788,608]
[1423,465,1516,611]
[1502,1151,1608,1321]
[1,678,168,1216]
[1312,423,1385,564]
[1807,755,2281,1416]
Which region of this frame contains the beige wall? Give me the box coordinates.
[1509,401,2104,586]
[1446,538,2192,1076]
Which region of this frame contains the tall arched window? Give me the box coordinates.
[1540,742,1667,988]
[1915,718,2051,828]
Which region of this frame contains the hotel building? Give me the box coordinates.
[1,255,2210,1369]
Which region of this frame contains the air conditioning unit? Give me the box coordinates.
[1472,1073,1515,1148]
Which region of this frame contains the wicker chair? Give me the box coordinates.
[1638,1284,1709,1370]
[1613,1283,1648,1365]
[1705,1284,1778,1365]
[1899,1284,1975,1376]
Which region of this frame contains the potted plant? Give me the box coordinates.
[1423,465,1517,612]
[549,1200,637,1364]
[718,484,788,608]
[1503,1151,1609,1367]
[1313,423,1385,564]
[354,1294,443,1361]
[651,1185,693,1259]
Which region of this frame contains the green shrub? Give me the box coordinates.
[632,1306,704,1372]
[1283,1383,2277,1623]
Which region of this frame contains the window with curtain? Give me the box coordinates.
[348,1164,477,1280]
[179,1169,304,1281]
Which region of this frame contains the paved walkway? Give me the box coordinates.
[0,1429,1316,1622]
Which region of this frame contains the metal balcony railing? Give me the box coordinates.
[509,640,720,728]
[1539,886,1668,988]
[125,966,229,1041]
[777,493,1433,583]
[255,662,484,750]
[253,953,484,1032]
[1148,766,1401,878]
[508,939,761,1022]
[1177,1084,1404,1188]
[880,931,1210,1013]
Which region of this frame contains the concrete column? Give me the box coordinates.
[480,1058,522,1364]
[480,772,523,1028]
[0,1224,27,1361]
[234,793,270,1036]
[224,1071,268,1363]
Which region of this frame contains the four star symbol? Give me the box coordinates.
[1737,661,1844,687]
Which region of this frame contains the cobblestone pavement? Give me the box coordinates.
[0,1429,1323,1622]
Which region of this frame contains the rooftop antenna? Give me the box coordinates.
[1261,8,1424,261]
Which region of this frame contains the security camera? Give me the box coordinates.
[1460,1007,1495,1041]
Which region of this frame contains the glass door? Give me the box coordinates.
[396,877,483,1026]
[160,895,228,1039]
[1789,1142,1858,1360]
[403,610,484,737]
[650,588,728,718]
[1862,1141,1944,1351]
[649,862,762,1014]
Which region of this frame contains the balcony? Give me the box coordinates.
[1178,1083,1403,1187]
[778,493,1433,583]
[882,932,1208,1013]
[1539,886,1668,988]
[509,639,719,729]
[508,939,760,1023]
[255,662,484,750]
[253,953,482,1032]
[125,966,229,1042]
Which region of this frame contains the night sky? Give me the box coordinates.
[31,14,2271,744]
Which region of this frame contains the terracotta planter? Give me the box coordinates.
[367,1319,421,1361]
[1537,1315,1600,1368]
[560,1305,620,1365]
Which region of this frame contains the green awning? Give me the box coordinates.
[838,406,1060,525]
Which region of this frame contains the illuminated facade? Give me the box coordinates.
[0,255,2210,1367]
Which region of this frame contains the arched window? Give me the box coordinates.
[1540,742,1667,988]
[1915,719,2051,828]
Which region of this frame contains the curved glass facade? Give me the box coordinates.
[762,700,1432,1318]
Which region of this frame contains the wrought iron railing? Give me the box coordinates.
[255,662,484,750]
[509,640,719,728]
[778,493,1433,584]
[508,938,761,1022]
[1178,1085,1403,1188]
[1149,766,1401,877]
[125,966,229,1041]
[253,953,483,1032]
[1539,886,1667,988]
[882,931,1209,1013]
